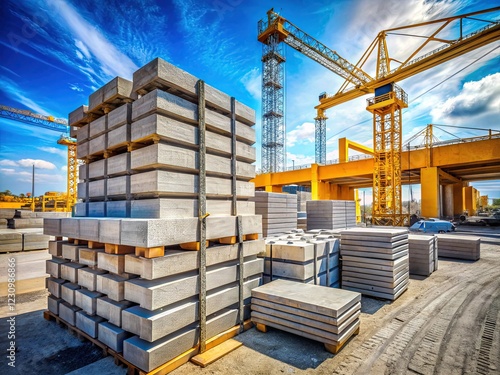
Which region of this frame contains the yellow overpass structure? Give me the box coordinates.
[253,135,500,218]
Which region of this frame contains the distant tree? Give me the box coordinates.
[493,198,500,206]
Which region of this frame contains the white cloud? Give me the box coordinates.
[61,165,68,172]
[286,152,315,168]
[0,160,19,167]
[0,168,16,174]
[38,147,67,159]
[47,0,138,79]
[287,122,316,147]
[430,73,500,124]
[0,76,53,116]
[17,159,57,170]
[241,68,261,100]
[69,83,84,92]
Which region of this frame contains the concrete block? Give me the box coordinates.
[97,253,125,274]
[47,277,66,298]
[44,219,62,237]
[130,142,255,180]
[123,308,238,372]
[46,257,69,278]
[69,105,88,127]
[98,219,121,244]
[123,276,259,342]
[96,297,135,327]
[89,77,133,111]
[107,123,130,149]
[126,239,264,280]
[98,322,131,352]
[87,202,106,217]
[77,183,87,201]
[89,115,107,138]
[130,170,255,198]
[89,134,106,156]
[77,124,89,143]
[96,273,129,301]
[23,233,50,250]
[61,262,86,283]
[76,310,105,338]
[61,218,79,239]
[132,57,255,124]
[74,203,87,218]
[61,282,80,305]
[59,302,81,326]
[88,159,106,179]
[78,267,108,291]
[120,215,262,248]
[125,258,263,310]
[130,198,254,218]
[107,176,129,197]
[79,218,100,240]
[108,103,131,131]
[62,243,82,261]
[107,201,130,217]
[79,248,104,267]
[88,179,106,198]
[75,288,104,315]
[79,163,88,181]
[47,295,63,315]
[107,153,130,176]
[76,141,88,159]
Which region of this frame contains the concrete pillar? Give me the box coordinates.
[442,184,454,218]
[421,167,440,218]
[464,186,477,216]
[311,164,321,200]
[453,183,465,216]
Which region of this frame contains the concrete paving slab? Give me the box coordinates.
[251,279,361,318]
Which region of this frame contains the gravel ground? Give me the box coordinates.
[1,226,498,375]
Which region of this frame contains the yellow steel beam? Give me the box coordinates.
[339,137,374,163]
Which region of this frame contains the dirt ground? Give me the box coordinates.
[1,226,499,375]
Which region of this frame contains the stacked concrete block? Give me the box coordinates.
[306,200,356,231]
[262,238,340,287]
[252,192,297,237]
[340,228,409,300]
[251,279,361,353]
[408,234,438,276]
[45,57,263,373]
[437,234,480,260]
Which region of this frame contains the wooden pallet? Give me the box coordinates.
[44,310,252,375]
[255,322,360,354]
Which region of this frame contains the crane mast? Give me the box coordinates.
[257,7,500,226]
[0,105,78,212]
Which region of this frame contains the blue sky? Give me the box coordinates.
[0,0,499,202]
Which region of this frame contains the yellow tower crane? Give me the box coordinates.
[0,105,78,212]
[258,6,500,226]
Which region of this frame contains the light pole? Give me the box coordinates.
[31,164,35,212]
[292,159,295,170]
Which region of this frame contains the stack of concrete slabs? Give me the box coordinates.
[408,234,438,276]
[262,238,340,287]
[252,192,297,237]
[340,228,409,300]
[306,200,356,231]
[251,279,361,350]
[436,234,480,261]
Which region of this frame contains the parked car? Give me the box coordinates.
[409,219,456,233]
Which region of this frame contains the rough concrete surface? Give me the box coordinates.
[1,228,499,375]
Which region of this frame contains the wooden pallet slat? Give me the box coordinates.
[105,243,135,254]
[191,339,242,368]
[136,246,165,258]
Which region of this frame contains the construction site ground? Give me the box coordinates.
[1,225,499,375]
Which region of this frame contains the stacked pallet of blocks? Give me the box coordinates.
[44,57,265,373]
[408,234,438,276]
[306,200,356,231]
[251,279,361,353]
[252,192,297,237]
[437,234,480,260]
[340,228,409,300]
[262,236,340,287]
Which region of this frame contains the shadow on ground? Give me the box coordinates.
[360,296,389,315]
[235,326,333,370]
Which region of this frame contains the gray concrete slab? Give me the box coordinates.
[59,301,81,326]
[126,239,264,280]
[107,103,131,131]
[61,282,81,305]
[107,176,129,197]
[62,243,83,261]
[47,294,63,315]
[89,116,107,138]
[79,248,104,267]
[75,288,104,315]
[78,267,108,291]
[96,297,135,327]
[46,277,66,298]
[61,262,86,283]
[76,310,105,338]
[98,321,132,352]
[88,202,106,217]
[97,253,125,275]
[96,273,129,301]
[107,153,130,176]
[69,105,88,127]
[251,279,360,318]
[46,257,69,278]
[106,201,130,218]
